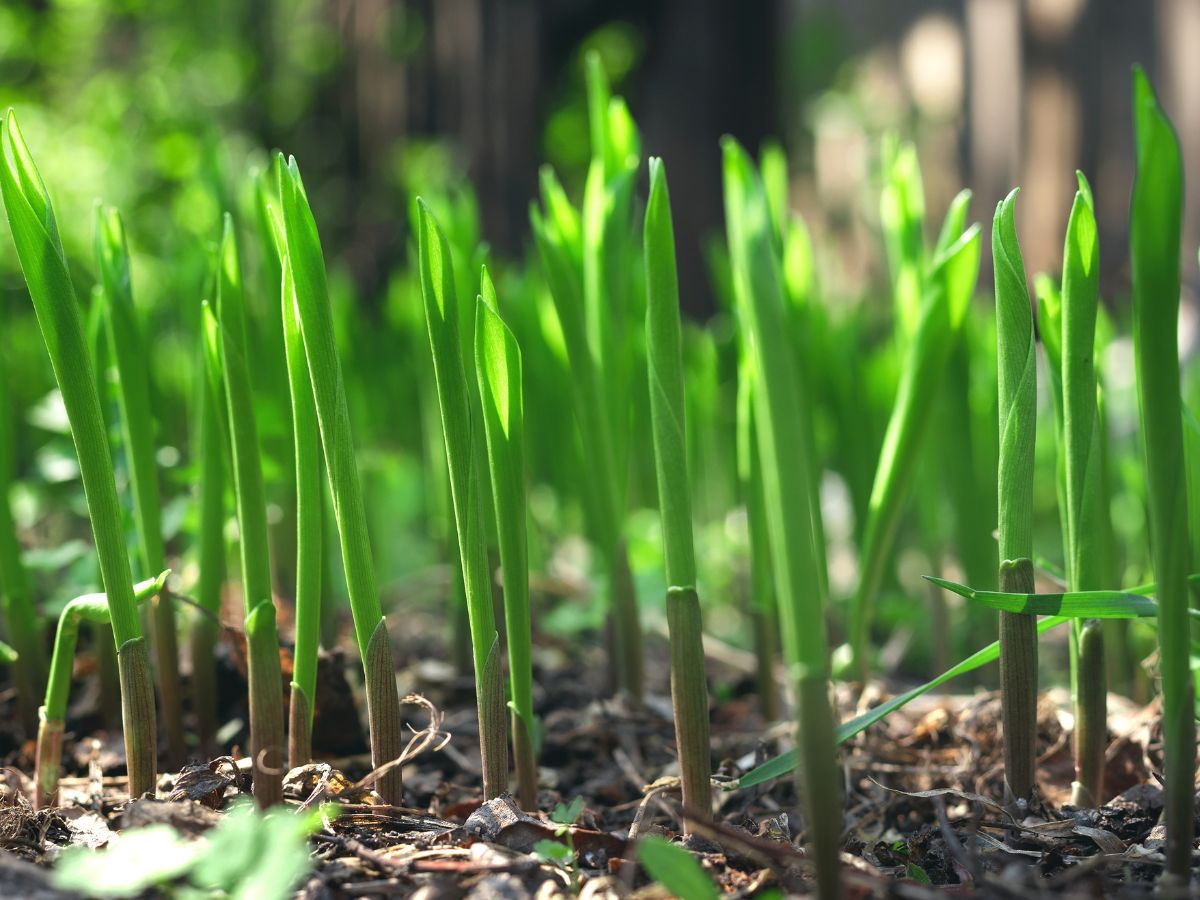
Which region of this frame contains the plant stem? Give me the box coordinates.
[36,574,165,808]
[212,217,285,807]
[475,281,538,809]
[0,110,156,800]
[193,327,226,750]
[723,138,840,899]
[1129,68,1193,882]
[992,189,1038,805]
[644,159,712,831]
[1059,173,1106,807]
[282,267,322,770]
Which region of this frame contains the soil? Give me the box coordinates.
[0,614,1193,899]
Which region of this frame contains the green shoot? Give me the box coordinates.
[212,216,285,807]
[992,189,1038,804]
[475,273,537,809]
[277,156,404,804]
[264,197,325,770]
[1129,67,1193,881]
[36,572,167,809]
[417,200,508,799]
[94,203,186,766]
[192,321,226,750]
[0,109,156,800]
[644,158,712,831]
[849,196,981,676]
[722,137,840,898]
[1059,173,1106,807]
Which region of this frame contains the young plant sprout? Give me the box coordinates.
[259,175,324,769]
[474,271,538,809]
[417,200,508,799]
[849,182,981,677]
[1129,67,1193,883]
[94,204,186,767]
[0,370,45,737]
[991,190,1038,804]
[281,248,323,770]
[211,216,286,808]
[529,55,645,703]
[36,572,168,809]
[644,158,712,832]
[0,110,157,801]
[277,156,404,805]
[1058,173,1106,807]
[192,323,226,750]
[722,137,840,899]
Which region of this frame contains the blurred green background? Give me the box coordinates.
[1,0,1197,682]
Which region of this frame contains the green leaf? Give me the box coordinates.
[637,836,719,900]
[644,157,696,590]
[924,575,1158,618]
[474,276,536,791]
[551,796,585,826]
[736,616,1070,788]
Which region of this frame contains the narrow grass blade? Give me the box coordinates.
[736,616,1070,789]
[925,576,1157,618]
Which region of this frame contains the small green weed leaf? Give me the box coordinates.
[534,839,573,864]
[637,836,719,900]
[551,796,585,825]
[54,825,200,897]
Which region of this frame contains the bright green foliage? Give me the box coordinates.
[880,136,927,337]
[214,214,285,807]
[1129,67,1194,880]
[94,203,185,765]
[1059,172,1107,808]
[276,155,404,804]
[474,272,537,808]
[644,158,712,831]
[531,167,642,700]
[722,137,840,899]
[645,159,697,591]
[850,197,981,672]
[192,322,226,747]
[417,199,508,799]
[0,109,156,798]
